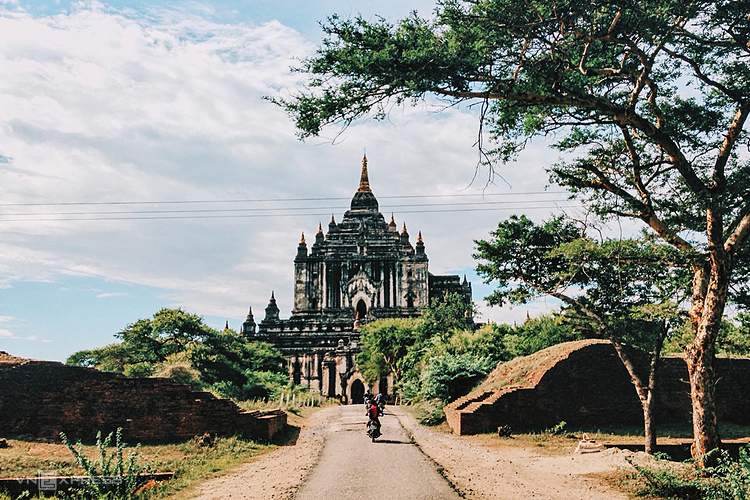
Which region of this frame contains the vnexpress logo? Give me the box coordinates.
[37,470,57,491]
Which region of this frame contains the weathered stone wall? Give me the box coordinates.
[0,352,286,442]
[445,341,750,435]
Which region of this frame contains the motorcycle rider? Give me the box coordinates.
[366,398,381,435]
[375,391,385,416]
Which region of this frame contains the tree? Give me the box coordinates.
[421,292,476,339]
[276,1,750,464]
[67,308,288,401]
[115,308,214,363]
[358,318,423,385]
[475,214,690,454]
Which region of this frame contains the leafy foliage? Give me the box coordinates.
[627,445,750,500]
[474,215,690,351]
[66,308,288,402]
[419,353,495,402]
[358,293,591,408]
[278,0,750,460]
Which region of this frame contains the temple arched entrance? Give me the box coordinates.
[355,299,367,321]
[350,379,365,404]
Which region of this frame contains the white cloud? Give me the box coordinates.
[26,334,38,341]
[0,328,14,338]
[96,292,127,298]
[0,3,572,327]
[0,316,13,323]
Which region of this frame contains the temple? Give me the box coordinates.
[242,155,471,403]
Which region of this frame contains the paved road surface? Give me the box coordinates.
[294,405,460,500]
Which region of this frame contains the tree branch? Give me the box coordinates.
[549,291,648,400]
[725,207,750,257]
[712,103,750,192]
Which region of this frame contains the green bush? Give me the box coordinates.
[152,355,203,390]
[627,445,750,500]
[241,371,289,400]
[414,400,446,426]
[420,353,495,402]
[397,377,421,404]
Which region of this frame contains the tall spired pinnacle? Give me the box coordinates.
[350,154,378,212]
[357,154,371,193]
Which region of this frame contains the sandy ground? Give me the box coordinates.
[392,406,640,500]
[188,405,647,500]
[187,406,338,500]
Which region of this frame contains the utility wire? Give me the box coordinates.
[0,199,572,217]
[0,190,567,207]
[0,204,582,222]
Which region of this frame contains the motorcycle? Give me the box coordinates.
[367,420,381,442]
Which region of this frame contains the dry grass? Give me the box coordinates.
[0,403,337,499]
[455,423,750,457]
[476,339,607,393]
[0,435,274,500]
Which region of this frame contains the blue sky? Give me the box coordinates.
[0,0,568,362]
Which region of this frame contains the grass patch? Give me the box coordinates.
[0,435,274,499]
[623,446,750,500]
[406,400,446,426]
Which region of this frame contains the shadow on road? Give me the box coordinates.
[373,439,412,445]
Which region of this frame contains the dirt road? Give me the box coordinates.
[294,405,460,500]
[188,404,637,500]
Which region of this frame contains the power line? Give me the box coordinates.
[0,204,582,222]
[0,199,573,217]
[0,191,567,207]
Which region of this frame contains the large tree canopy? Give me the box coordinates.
[278,0,750,464]
[475,214,691,452]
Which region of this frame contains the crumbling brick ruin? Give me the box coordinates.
[444,340,750,435]
[0,352,286,442]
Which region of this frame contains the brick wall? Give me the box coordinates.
[0,352,286,442]
[445,341,750,435]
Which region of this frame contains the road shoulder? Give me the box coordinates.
[392,406,634,500]
[182,406,339,500]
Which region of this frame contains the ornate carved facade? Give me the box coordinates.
[242,156,471,403]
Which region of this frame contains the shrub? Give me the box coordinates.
[414,400,446,426]
[60,428,154,499]
[627,445,750,500]
[123,362,154,378]
[152,353,203,389]
[546,421,567,436]
[420,353,495,402]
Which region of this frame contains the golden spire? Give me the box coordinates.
[402,222,407,233]
[357,153,371,193]
[318,223,323,234]
[390,213,395,224]
[300,232,305,244]
[417,231,423,243]
[330,214,335,224]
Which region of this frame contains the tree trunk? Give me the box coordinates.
[643,392,657,455]
[685,340,721,465]
[643,327,664,455]
[685,247,730,466]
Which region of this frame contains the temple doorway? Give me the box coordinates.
[355,299,367,321]
[350,379,365,404]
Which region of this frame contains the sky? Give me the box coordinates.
[0,0,575,362]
